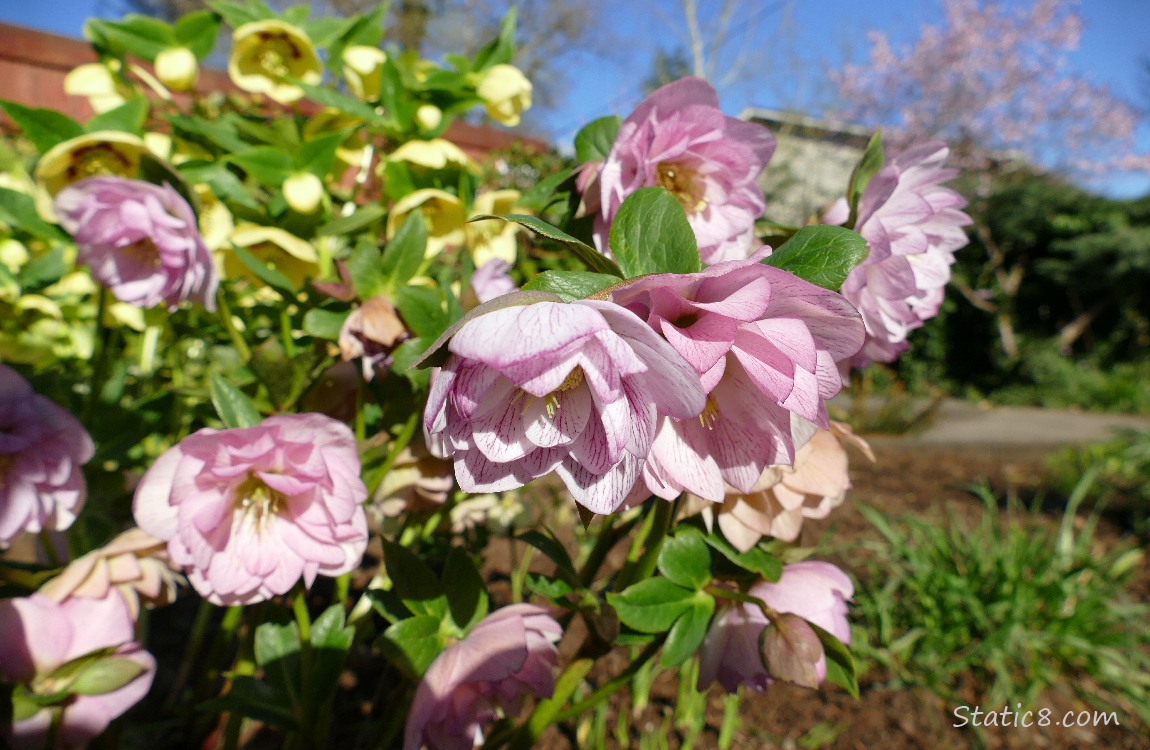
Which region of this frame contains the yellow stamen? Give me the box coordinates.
[698,396,720,430]
[656,161,708,213]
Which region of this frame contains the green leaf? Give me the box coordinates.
[474,213,622,277]
[84,16,175,60]
[442,547,489,634]
[295,132,345,176]
[18,245,66,290]
[763,225,869,291]
[309,605,355,706]
[574,116,621,163]
[395,285,450,341]
[174,10,221,59]
[526,573,575,601]
[230,243,297,294]
[316,204,385,237]
[378,615,446,680]
[296,82,386,125]
[140,151,198,212]
[608,187,700,278]
[608,577,696,634]
[200,675,297,728]
[302,308,350,340]
[167,113,248,154]
[255,620,301,705]
[521,270,619,302]
[473,8,517,70]
[846,131,884,224]
[702,534,783,581]
[382,540,446,618]
[178,160,259,209]
[514,166,574,212]
[809,620,859,697]
[657,527,712,590]
[86,97,148,136]
[390,337,430,388]
[209,371,262,428]
[661,593,715,667]
[346,240,388,300]
[0,101,84,154]
[380,211,428,291]
[68,657,147,696]
[231,146,294,188]
[207,0,274,28]
[0,188,68,241]
[517,530,578,586]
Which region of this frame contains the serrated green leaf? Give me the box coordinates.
[846,131,884,225]
[84,16,175,60]
[378,615,447,680]
[515,166,574,212]
[809,620,858,697]
[0,101,84,154]
[382,540,446,618]
[517,530,578,585]
[574,116,621,163]
[526,574,576,601]
[231,146,293,188]
[702,534,783,581]
[395,285,450,341]
[0,188,68,241]
[763,225,869,291]
[608,187,700,278]
[209,371,262,428]
[346,240,388,300]
[608,577,696,634]
[380,210,427,290]
[474,213,622,277]
[255,619,301,706]
[443,548,488,634]
[174,10,221,59]
[302,307,350,340]
[661,593,715,667]
[657,527,712,590]
[521,270,618,301]
[86,97,148,136]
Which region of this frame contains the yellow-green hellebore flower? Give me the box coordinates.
[385,139,476,173]
[466,189,523,266]
[228,20,322,104]
[33,131,148,219]
[415,104,443,132]
[63,62,129,114]
[342,45,387,101]
[476,64,532,126]
[154,46,199,92]
[283,172,325,214]
[387,189,466,258]
[225,224,321,290]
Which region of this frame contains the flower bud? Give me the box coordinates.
[283,172,324,214]
[415,104,443,132]
[155,47,199,92]
[476,64,532,126]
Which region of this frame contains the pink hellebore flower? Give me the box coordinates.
[403,604,562,750]
[593,78,776,264]
[0,593,155,749]
[829,142,970,367]
[698,561,852,693]
[424,297,707,514]
[55,176,219,312]
[0,364,94,548]
[609,251,864,501]
[467,258,517,306]
[133,413,369,606]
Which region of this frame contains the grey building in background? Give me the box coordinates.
[742,108,872,227]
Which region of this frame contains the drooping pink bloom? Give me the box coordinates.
[404,604,562,750]
[424,296,706,514]
[467,259,517,306]
[40,527,181,620]
[698,561,853,693]
[691,423,873,551]
[0,593,155,749]
[0,364,94,548]
[55,176,219,311]
[609,251,864,501]
[133,413,368,606]
[592,77,776,264]
[828,142,970,367]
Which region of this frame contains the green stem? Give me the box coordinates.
[216,290,252,363]
[615,499,673,590]
[292,588,315,729]
[553,639,663,725]
[163,598,215,712]
[279,307,297,358]
[45,706,62,750]
[84,288,112,423]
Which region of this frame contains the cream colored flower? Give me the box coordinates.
[193,185,235,253]
[226,224,320,289]
[228,20,322,104]
[386,138,476,173]
[466,189,522,266]
[368,443,453,528]
[0,239,29,274]
[63,62,128,114]
[155,46,199,92]
[34,131,147,199]
[41,528,181,620]
[476,64,532,126]
[342,45,387,100]
[387,188,466,257]
[415,104,443,132]
[283,172,325,214]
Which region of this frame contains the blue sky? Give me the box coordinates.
[4,0,1150,196]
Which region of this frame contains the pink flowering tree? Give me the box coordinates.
[0,1,973,747]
